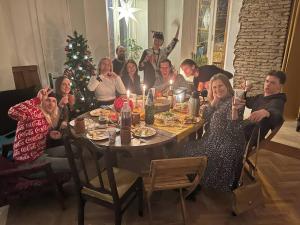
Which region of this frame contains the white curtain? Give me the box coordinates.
[0,0,72,87]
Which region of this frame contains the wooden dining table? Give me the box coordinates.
[75,110,204,152]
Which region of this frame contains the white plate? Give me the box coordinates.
[86,128,120,141]
[69,118,100,129]
[86,129,109,141]
[89,108,111,117]
[132,127,156,138]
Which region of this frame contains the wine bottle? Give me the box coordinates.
[167,84,174,109]
[120,100,132,144]
[145,90,155,125]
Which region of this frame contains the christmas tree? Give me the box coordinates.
[64,31,96,113]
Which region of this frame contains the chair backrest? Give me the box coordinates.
[263,119,284,142]
[148,156,207,191]
[63,129,120,201]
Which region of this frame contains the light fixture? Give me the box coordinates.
[110,0,141,25]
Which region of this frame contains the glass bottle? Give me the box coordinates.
[120,100,132,144]
[145,90,155,125]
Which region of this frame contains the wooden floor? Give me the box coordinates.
[4,120,300,225]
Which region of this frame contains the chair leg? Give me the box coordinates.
[115,210,122,225]
[78,197,85,225]
[138,180,144,217]
[146,194,153,225]
[179,188,188,225]
[56,183,66,210]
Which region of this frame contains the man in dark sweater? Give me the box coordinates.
[180,59,233,93]
[245,70,287,140]
[112,45,126,76]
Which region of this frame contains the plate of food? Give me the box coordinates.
[69,118,100,128]
[173,102,189,114]
[89,108,112,117]
[154,111,180,125]
[86,129,109,141]
[132,127,156,138]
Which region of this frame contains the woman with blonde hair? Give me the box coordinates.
[88,57,126,106]
[8,88,70,172]
[183,73,245,192]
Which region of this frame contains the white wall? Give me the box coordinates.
[84,0,110,65]
[135,0,148,51]
[180,0,198,63]
[0,3,15,90]
[148,0,165,47]
[68,0,86,36]
[223,0,243,76]
[164,0,184,69]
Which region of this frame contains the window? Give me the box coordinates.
[106,0,148,61]
[196,0,229,68]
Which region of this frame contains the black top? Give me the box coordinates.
[121,74,142,95]
[112,59,125,76]
[245,93,287,140]
[193,65,233,91]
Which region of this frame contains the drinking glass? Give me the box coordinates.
[107,127,116,144]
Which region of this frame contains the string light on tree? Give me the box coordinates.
[64,30,96,113]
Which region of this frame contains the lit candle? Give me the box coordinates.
[127,90,130,100]
[169,79,173,90]
[142,85,146,109]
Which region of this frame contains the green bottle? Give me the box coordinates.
[145,90,155,125]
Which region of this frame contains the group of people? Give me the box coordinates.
[183,70,286,193]
[7,26,287,195]
[88,24,234,107]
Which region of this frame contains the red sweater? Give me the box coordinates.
[8,97,50,162]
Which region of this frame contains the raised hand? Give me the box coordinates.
[68,94,76,106]
[37,87,52,101]
[49,130,62,140]
[59,95,69,107]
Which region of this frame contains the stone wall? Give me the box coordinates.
[233,0,292,94]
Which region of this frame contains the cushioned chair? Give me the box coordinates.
[63,131,143,225]
[143,157,207,225]
[0,156,70,209]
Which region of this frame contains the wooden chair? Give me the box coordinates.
[143,156,207,225]
[245,121,284,179]
[63,132,143,225]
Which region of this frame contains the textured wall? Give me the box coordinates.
[233,0,292,94]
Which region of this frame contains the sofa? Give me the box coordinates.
[0,86,38,157]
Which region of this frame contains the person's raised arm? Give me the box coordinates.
[138,50,148,71]
[8,88,49,121]
[87,74,100,91]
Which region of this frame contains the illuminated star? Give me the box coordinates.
[111,0,141,25]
